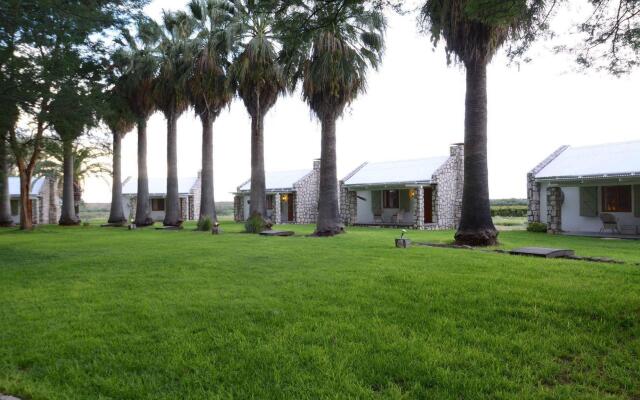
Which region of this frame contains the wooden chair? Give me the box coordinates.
[599,213,620,234]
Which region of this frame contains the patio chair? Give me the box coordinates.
[373,209,383,224]
[599,213,620,234]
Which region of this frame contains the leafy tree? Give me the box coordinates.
[0,103,18,227]
[420,0,553,246]
[101,89,136,224]
[187,0,235,229]
[281,0,386,236]
[228,0,286,233]
[154,11,195,227]
[113,18,161,227]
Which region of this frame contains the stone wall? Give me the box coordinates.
[38,177,60,224]
[431,144,464,229]
[190,172,202,220]
[293,161,320,224]
[527,145,569,223]
[413,186,425,229]
[339,186,357,226]
[546,186,563,233]
[233,195,244,222]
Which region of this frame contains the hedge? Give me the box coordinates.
[490,206,527,217]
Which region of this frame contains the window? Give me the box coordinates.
[602,185,631,212]
[382,190,399,209]
[10,199,19,216]
[266,195,274,210]
[151,198,165,211]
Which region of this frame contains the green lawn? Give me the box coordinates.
[1,223,639,399]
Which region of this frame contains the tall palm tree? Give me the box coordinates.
[229,0,286,232]
[103,89,136,225]
[113,18,161,227]
[282,1,385,236]
[187,0,234,228]
[420,0,552,246]
[155,11,194,227]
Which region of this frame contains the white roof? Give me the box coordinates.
[535,140,640,179]
[238,169,311,192]
[8,177,45,196]
[122,176,197,195]
[343,156,449,186]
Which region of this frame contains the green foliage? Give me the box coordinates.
[491,198,527,206]
[1,224,640,398]
[527,221,548,233]
[197,216,213,231]
[491,205,527,217]
[244,213,266,233]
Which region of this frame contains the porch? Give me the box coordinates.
[346,186,435,228]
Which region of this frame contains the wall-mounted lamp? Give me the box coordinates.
[281,194,289,202]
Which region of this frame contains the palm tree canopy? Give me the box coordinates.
[112,17,161,120]
[228,0,286,117]
[187,0,235,119]
[154,10,195,118]
[420,0,554,65]
[35,136,111,185]
[103,84,137,137]
[281,0,386,120]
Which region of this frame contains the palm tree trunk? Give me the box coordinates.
[108,131,126,224]
[315,113,343,236]
[454,60,498,246]
[0,129,14,226]
[59,139,79,225]
[248,100,266,226]
[199,113,216,225]
[164,112,180,226]
[135,118,153,226]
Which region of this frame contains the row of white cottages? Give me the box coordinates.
[7,140,639,234]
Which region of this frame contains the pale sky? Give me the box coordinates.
[83,0,640,203]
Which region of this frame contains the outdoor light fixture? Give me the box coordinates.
[408,189,416,200]
[281,194,289,202]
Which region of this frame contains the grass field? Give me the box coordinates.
[1,222,639,399]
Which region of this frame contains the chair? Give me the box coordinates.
[599,213,620,234]
[373,209,383,224]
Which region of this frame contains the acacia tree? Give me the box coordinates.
[113,18,161,227]
[102,90,136,224]
[155,11,194,227]
[281,0,386,236]
[420,0,553,246]
[228,0,286,233]
[187,0,234,228]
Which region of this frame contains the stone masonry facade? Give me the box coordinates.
[527,145,569,226]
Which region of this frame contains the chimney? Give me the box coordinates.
[313,159,321,171]
[450,143,464,157]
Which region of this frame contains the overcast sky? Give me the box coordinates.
[83,0,640,203]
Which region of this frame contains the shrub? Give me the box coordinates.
[82,221,90,227]
[527,222,548,233]
[245,214,266,233]
[197,217,213,232]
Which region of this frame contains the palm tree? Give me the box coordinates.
[228,0,286,232]
[282,1,385,236]
[187,0,234,228]
[155,11,194,227]
[113,18,161,227]
[420,0,552,246]
[103,89,136,225]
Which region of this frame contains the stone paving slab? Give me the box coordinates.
[1,394,22,400]
[510,247,575,258]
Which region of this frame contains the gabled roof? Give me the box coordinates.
[343,156,449,187]
[8,177,45,196]
[535,140,640,180]
[238,169,312,192]
[122,176,198,195]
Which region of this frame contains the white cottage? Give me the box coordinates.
[233,160,320,224]
[122,175,201,222]
[528,140,640,235]
[8,176,60,224]
[340,144,464,230]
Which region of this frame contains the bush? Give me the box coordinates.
[527,222,548,233]
[197,217,213,232]
[491,206,528,217]
[244,214,266,233]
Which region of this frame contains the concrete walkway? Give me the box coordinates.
[1,395,21,400]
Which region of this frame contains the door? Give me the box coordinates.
[424,187,433,223]
[288,193,295,222]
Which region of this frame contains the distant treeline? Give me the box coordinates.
[490,198,527,206]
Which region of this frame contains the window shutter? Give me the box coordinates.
[579,186,598,217]
[399,190,410,211]
[634,185,640,217]
[371,190,381,213]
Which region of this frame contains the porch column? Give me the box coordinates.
[414,186,425,230]
[546,186,563,234]
[527,173,541,223]
[274,193,282,225]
